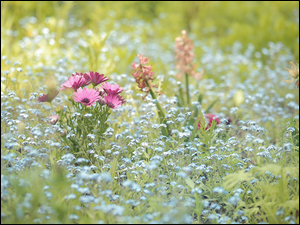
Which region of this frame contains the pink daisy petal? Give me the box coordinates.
[84,71,109,87]
[104,94,124,109]
[60,76,89,91]
[73,87,100,107]
[101,82,124,95]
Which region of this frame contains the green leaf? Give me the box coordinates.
[175,94,182,107]
[209,120,217,137]
[198,93,204,104]
[178,83,185,106]
[200,128,210,141]
[224,170,255,190]
[188,105,198,126]
[246,207,260,216]
[198,109,206,131]
[185,177,195,189]
[190,113,201,141]
[110,157,119,178]
[204,98,218,113]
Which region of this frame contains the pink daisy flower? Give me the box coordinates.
[101,82,124,95]
[72,72,92,85]
[47,114,59,125]
[73,87,101,107]
[84,71,109,87]
[60,76,88,91]
[72,72,84,77]
[104,94,124,109]
[116,95,126,105]
[38,90,59,103]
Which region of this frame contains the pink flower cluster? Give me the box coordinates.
[40,71,125,125]
[57,71,125,109]
[175,30,203,80]
[60,71,125,109]
[39,71,125,110]
[131,54,155,92]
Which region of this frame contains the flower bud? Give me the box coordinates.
[97,97,106,105]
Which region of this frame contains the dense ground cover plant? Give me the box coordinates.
[1,2,299,224]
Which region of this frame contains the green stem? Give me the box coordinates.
[178,83,185,106]
[185,73,190,106]
[145,80,170,136]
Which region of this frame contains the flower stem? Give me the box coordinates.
[178,83,185,106]
[185,73,190,106]
[145,80,170,136]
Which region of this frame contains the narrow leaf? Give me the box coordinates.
[185,177,195,189]
[204,98,218,113]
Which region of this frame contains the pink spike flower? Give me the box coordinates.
[73,87,101,107]
[175,30,203,80]
[101,82,124,95]
[84,71,109,87]
[60,76,88,91]
[38,90,59,103]
[104,94,124,109]
[131,54,155,92]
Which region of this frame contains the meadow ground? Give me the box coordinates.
[1,2,299,224]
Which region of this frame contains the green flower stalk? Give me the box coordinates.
[174,30,219,138]
[185,72,190,105]
[132,54,171,136]
[175,30,204,106]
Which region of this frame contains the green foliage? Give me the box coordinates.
[57,100,111,158]
[224,164,299,224]
[279,117,299,148]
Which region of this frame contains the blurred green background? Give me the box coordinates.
[1,1,299,59]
